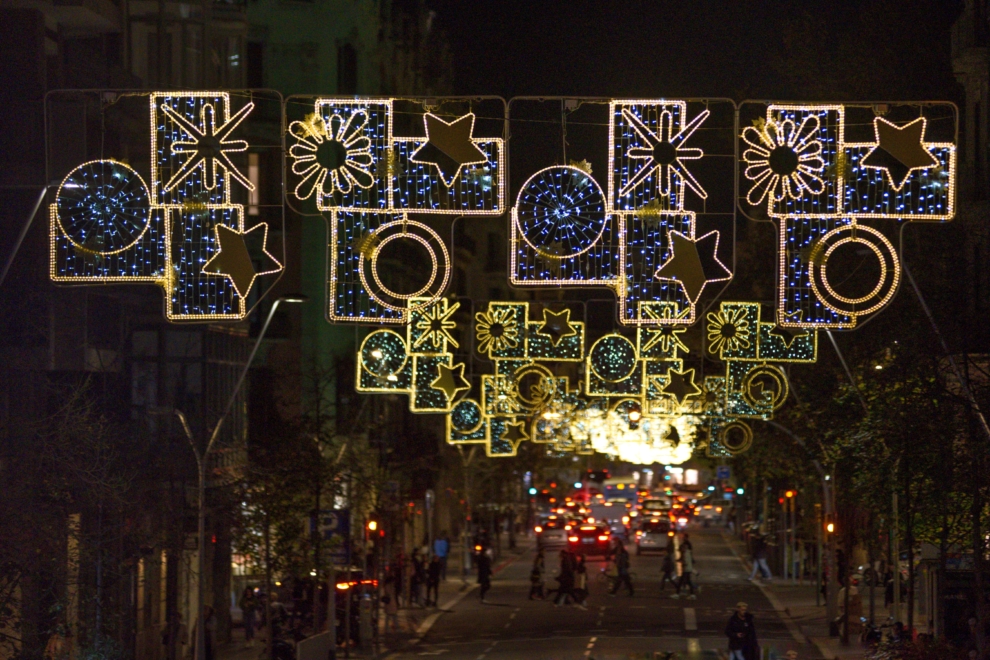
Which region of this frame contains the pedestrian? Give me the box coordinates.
[477,547,493,603]
[660,547,677,592]
[674,541,696,599]
[433,532,450,580]
[609,543,634,597]
[529,548,546,600]
[426,555,441,606]
[573,555,589,609]
[383,575,399,633]
[554,550,575,606]
[410,548,425,607]
[749,536,772,581]
[238,586,257,645]
[725,601,758,660]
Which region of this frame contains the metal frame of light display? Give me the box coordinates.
[48,90,285,321]
[284,96,506,325]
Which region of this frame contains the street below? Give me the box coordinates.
[387,529,819,660]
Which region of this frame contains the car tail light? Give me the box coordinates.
[622,516,630,524]
[678,518,688,524]
[568,536,579,543]
[668,531,675,537]
[535,526,542,533]
[636,531,643,537]
[565,525,572,530]
[598,535,609,541]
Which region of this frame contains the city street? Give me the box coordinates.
[387,529,820,660]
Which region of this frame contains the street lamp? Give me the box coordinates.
[167,294,307,660]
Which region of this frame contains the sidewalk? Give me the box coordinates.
[722,533,862,660]
[216,535,534,660]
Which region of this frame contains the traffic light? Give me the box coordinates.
[367,520,378,532]
[785,490,796,498]
[736,487,745,495]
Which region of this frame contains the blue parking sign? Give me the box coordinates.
[716,466,730,480]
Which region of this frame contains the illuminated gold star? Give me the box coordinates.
[161,101,254,192]
[536,308,578,347]
[431,362,471,401]
[861,116,939,191]
[661,367,702,405]
[409,113,488,186]
[202,223,282,298]
[769,310,810,349]
[655,230,732,304]
[499,420,530,448]
[413,301,460,350]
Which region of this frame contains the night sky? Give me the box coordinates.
[430,0,962,102]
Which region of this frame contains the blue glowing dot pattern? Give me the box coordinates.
[51,92,282,322]
[620,211,694,324]
[516,167,608,258]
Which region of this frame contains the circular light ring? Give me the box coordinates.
[808,223,900,317]
[56,159,152,255]
[359,329,408,378]
[741,364,789,411]
[514,166,608,259]
[513,364,557,409]
[450,399,484,434]
[358,219,450,314]
[610,397,641,422]
[719,421,753,455]
[589,334,638,383]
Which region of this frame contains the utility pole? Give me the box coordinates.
[893,491,900,623]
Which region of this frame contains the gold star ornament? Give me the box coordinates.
[536,308,578,347]
[431,362,471,401]
[499,420,530,449]
[861,116,939,191]
[409,113,488,187]
[202,223,282,298]
[655,230,732,304]
[661,367,702,405]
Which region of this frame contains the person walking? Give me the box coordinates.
[410,548,425,607]
[383,575,399,633]
[554,550,575,606]
[674,541,696,599]
[426,555,441,606]
[725,601,759,660]
[749,536,772,581]
[573,555,589,609]
[477,548,493,603]
[660,546,678,592]
[529,548,546,600]
[609,543,634,597]
[433,533,450,580]
[238,586,257,646]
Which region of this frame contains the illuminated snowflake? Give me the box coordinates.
[706,307,752,355]
[289,111,374,199]
[741,116,825,205]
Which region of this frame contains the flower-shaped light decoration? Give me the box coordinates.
[706,307,752,355]
[742,116,825,206]
[475,307,520,357]
[289,111,374,200]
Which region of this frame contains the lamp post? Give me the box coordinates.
[167,294,307,660]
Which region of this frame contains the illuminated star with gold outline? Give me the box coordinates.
[769,310,810,349]
[202,223,282,298]
[641,305,691,354]
[431,362,471,401]
[413,301,460,351]
[536,308,578,347]
[661,367,702,405]
[409,113,488,187]
[861,116,939,191]
[620,107,709,198]
[655,230,732,304]
[161,101,255,192]
[498,420,530,450]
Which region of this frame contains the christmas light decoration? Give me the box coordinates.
[287,98,505,323]
[50,92,283,322]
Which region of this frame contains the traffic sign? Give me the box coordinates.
[313,509,351,564]
[716,465,731,479]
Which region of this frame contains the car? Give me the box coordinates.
[535,516,571,547]
[635,518,674,555]
[568,524,612,556]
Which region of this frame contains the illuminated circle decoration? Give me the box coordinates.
[720,421,753,454]
[359,329,408,379]
[450,399,484,434]
[513,364,557,408]
[358,218,450,313]
[742,364,789,411]
[589,335,638,383]
[808,224,900,317]
[515,166,607,258]
[56,160,151,255]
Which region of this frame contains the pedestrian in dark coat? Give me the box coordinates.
[725,601,758,660]
[477,550,493,603]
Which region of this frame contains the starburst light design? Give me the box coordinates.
[413,301,460,350]
[741,115,825,205]
[707,307,752,355]
[289,111,375,199]
[620,108,709,198]
[161,101,254,192]
[641,305,690,354]
[475,307,520,356]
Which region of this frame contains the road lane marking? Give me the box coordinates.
[584,637,597,657]
[688,638,701,653]
[684,607,697,631]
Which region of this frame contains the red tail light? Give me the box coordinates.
[568,536,579,543]
[598,535,609,541]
